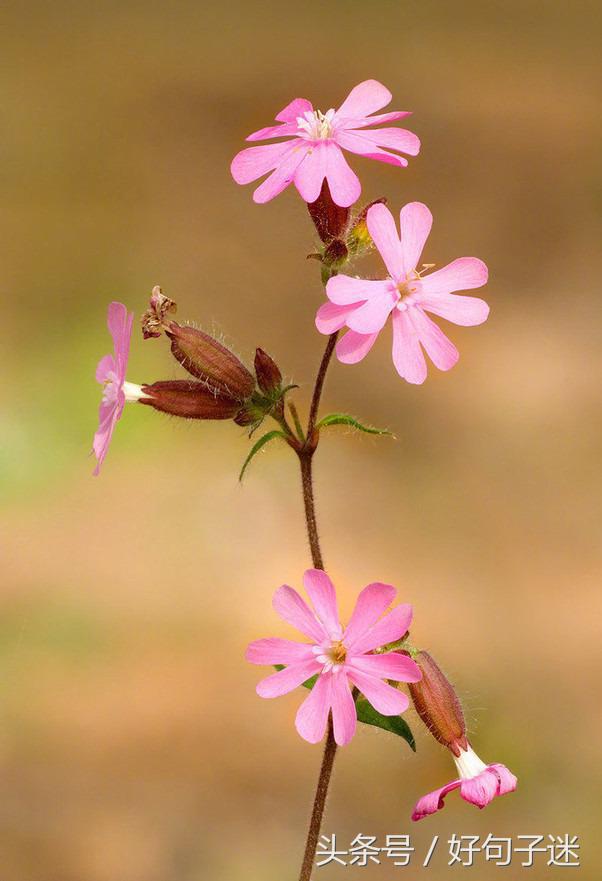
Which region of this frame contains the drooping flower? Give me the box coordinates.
[231,79,420,208]
[93,301,146,475]
[411,745,517,821]
[246,570,421,746]
[316,202,489,383]
[408,650,517,820]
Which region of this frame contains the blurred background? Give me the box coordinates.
[2,0,601,878]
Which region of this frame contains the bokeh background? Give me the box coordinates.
[2,1,601,878]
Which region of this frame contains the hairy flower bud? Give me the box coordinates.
[139,380,241,420]
[141,286,177,339]
[166,325,255,401]
[307,180,350,243]
[346,197,387,257]
[408,651,468,757]
[254,348,282,395]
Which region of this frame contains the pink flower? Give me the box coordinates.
[231,79,419,208]
[412,744,517,821]
[93,301,145,475]
[316,202,490,383]
[246,570,421,746]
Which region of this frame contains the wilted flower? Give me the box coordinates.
[408,650,516,820]
[316,202,489,383]
[231,79,419,207]
[93,301,146,475]
[246,570,421,746]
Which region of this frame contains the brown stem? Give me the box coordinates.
[307,332,338,438]
[298,720,337,881]
[296,332,340,881]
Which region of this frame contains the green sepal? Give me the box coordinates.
[239,430,287,481]
[316,413,394,437]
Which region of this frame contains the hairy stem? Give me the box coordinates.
[296,332,339,881]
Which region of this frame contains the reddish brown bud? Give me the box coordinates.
[141,286,177,339]
[307,180,350,243]
[323,238,348,268]
[408,651,468,757]
[166,325,255,401]
[139,380,241,420]
[254,348,282,395]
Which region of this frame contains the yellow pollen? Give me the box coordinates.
[328,641,347,664]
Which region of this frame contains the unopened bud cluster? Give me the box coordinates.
[140,289,288,430]
[307,181,386,281]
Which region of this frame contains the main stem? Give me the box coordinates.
[297,332,338,881]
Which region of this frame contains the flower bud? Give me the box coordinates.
[307,180,350,243]
[166,325,255,402]
[139,380,241,420]
[346,197,387,257]
[141,286,177,339]
[408,650,468,757]
[254,348,282,395]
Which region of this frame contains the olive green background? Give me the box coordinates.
[2,1,601,878]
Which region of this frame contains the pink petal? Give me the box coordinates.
[346,288,397,334]
[315,302,355,335]
[335,130,408,167]
[391,310,427,384]
[347,604,413,655]
[230,141,295,185]
[489,764,518,796]
[343,110,412,129]
[336,79,392,120]
[107,302,133,377]
[330,672,357,745]
[460,769,499,808]
[399,202,432,275]
[348,127,420,156]
[294,141,329,203]
[253,144,309,203]
[272,585,327,643]
[275,97,313,122]
[419,257,488,296]
[245,638,316,666]
[326,274,382,306]
[343,582,396,649]
[246,122,299,142]
[256,659,321,698]
[322,143,361,208]
[410,309,459,372]
[347,652,421,683]
[367,203,403,280]
[303,569,341,639]
[95,353,115,384]
[295,673,332,744]
[92,400,119,475]
[411,780,461,821]
[346,668,409,715]
[336,330,379,364]
[419,292,490,326]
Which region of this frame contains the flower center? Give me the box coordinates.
[296,108,336,140]
[326,640,347,665]
[395,266,434,311]
[102,372,120,405]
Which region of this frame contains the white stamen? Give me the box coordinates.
[296,108,336,140]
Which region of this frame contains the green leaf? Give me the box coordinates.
[316,413,394,437]
[239,430,286,481]
[273,666,415,749]
[356,697,416,750]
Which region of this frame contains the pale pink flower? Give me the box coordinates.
[316,202,489,383]
[246,570,421,746]
[412,744,517,821]
[231,79,419,207]
[93,301,145,475]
